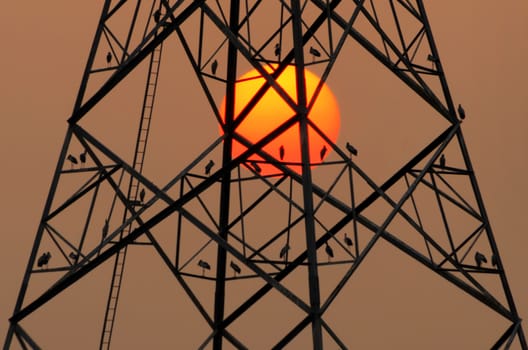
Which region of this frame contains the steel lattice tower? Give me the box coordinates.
[4,1,526,349]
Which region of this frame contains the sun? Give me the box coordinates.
[220,65,340,175]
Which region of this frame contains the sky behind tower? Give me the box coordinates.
[0,1,527,348]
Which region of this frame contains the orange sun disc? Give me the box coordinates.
[219,65,340,175]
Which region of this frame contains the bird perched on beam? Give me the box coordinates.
[325,243,334,261]
[309,46,321,61]
[427,54,438,69]
[279,145,285,160]
[153,9,161,24]
[279,243,290,260]
[250,161,261,174]
[69,252,79,261]
[346,142,358,156]
[102,219,109,240]
[320,145,327,161]
[439,154,446,168]
[427,54,438,62]
[474,251,487,267]
[344,233,353,247]
[274,43,281,57]
[67,154,78,168]
[230,261,241,276]
[37,252,51,268]
[205,160,215,175]
[198,259,211,276]
[211,59,218,76]
[457,104,466,120]
[79,150,87,167]
[491,254,498,267]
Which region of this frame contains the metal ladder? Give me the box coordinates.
[99,40,163,350]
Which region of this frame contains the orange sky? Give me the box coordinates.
[0,2,527,348]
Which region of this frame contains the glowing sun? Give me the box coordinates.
[220,65,340,174]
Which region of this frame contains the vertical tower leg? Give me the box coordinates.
[291,1,323,348]
[213,2,240,348]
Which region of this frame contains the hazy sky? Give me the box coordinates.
[1,1,527,348]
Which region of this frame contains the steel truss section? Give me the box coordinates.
[4,1,526,349]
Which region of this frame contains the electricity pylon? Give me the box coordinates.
[5,1,526,349]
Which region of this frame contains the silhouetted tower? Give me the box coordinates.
[4,1,526,349]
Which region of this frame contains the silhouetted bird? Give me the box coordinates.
[474,251,487,267]
[274,43,281,57]
[250,161,261,174]
[344,233,353,247]
[491,254,498,267]
[153,9,161,23]
[69,252,78,261]
[279,243,290,260]
[427,54,438,69]
[37,252,51,268]
[439,154,446,168]
[67,154,78,164]
[67,154,78,168]
[325,243,334,260]
[279,145,285,160]
[320,145,327,161]
[427,54,438,62]
[198,259,211,269]
[211,59,218,75]
[139,188,146,203]
[346,142,358,156]
[230,261,241,275]
[106,52,112,65]
[198,259,211,276]
[205,160,215,175]
[102,219,109,240]
[79,150,87,166]
[309,46,321,58]
[457,104,466,120]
